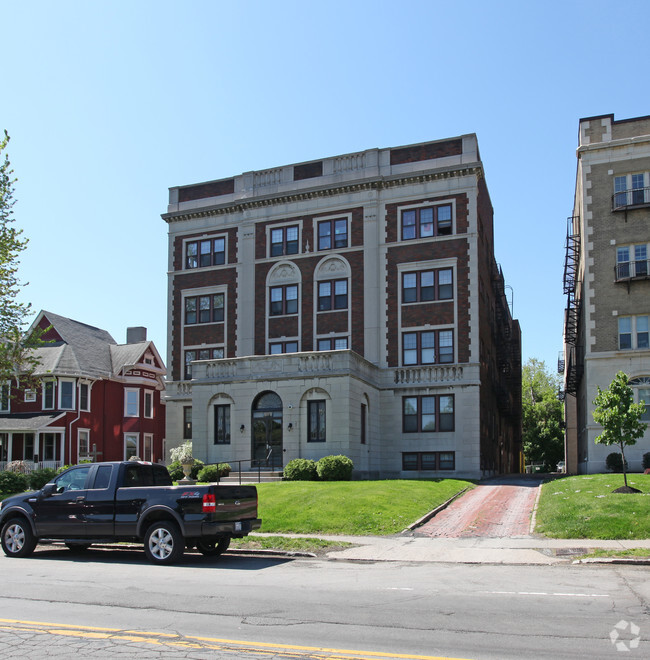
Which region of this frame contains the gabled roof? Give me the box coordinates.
[26,311,165,381]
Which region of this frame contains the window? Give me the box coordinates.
[619,316,649,350]
[403,395,454,432]
[307,400,326,442]
[143,434,153,462]
[185,237,226,269]
[614,173,649,208]
[59,379,75,410]
[183,406,192,439]
[401,204,453,240]
[43,433,56,461]
[185,293,224,325]
[629,377,650,422]
[43,380,55,410]
[125,389,139,417]
[270,284,298,316]
[402,268,453,303]
[270,225,299,257]
[0,383,9,413]
[24,434,34,460]
[79,383,90,411]
[24,389,36,403]
[92,465,113,490]
[318,218,348,251]
[402,330,454,365]
[402,452,455,471]
[144,391,153,418]
[124,434,139,460]
[184,347,224,380]
[78,429,90,460]
[616,244,648,280]
[269,341,299,354]
[318,279,348,311]
[360,403,367,445]
[214,405,231,444]
[317,337,348,351]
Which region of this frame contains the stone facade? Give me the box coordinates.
[163,136,521,479]
[563,114,650,474]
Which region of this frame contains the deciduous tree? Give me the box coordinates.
[593,371,647,492]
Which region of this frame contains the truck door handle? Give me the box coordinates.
[76,496,86,502]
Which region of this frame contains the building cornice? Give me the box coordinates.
[577,133,650,157]
[162,165,484,224]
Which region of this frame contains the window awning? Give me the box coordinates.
[0,414,65,432]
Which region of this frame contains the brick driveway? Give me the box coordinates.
[415,477,543,538]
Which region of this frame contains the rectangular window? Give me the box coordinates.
[638,388,650,422]
[185,293,225,325]
[0,383,9,413]
[43,433,56,461]
[307,400,326,442]
[79,383,89,411]
[318,218,348,250]
[78,429,90,460]
[59,379,75,410]
[270,225,299,257]
[125,389,139,417]
[143,434,153,462]
[270,284,298,316]
[185,237,226,269]
[402,395,455,432]
[24,434,34,461]
[183,406,192,439]
[619,316,649,350]
[214,405,231,444]
[361,403,367,445]
[43,381,55,410]
[402,330,454,365]
[184,348,223,380]
[402,451,455,470]
[144,391,154,418]
[317,337,348,351]
[318,279,348,311]
[24,389,36,403]
[124,434,139,460]
[401,204,453,241]
[402,268,453,303]
[269,341,299,354]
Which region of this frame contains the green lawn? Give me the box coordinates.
[535,474,650,539]
[254,479,473,535]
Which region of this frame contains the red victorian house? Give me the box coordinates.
[0,311,166,470]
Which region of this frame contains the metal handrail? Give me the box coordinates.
[615,259,650,281]
[612,186,650,211]
[223,451,282,485]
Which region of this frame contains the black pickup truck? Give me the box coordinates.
[0,461,261,564]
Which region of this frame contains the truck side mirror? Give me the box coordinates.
[42,483,57,497]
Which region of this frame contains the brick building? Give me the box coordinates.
[163,136,521,479]
[562,114,650,474]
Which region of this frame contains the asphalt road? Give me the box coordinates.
[0,544,648,659]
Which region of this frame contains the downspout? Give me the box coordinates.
[67,381,83,465]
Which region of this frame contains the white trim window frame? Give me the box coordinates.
[184,234,227,270]
[182,285,227,328]
[124,388,139,417]
[314,213,352,252]
[399,199,456,241]
[143,433,153,461]
[614,172,650,206]
[58,378,76,410]
[43,380,55,410]
[144,390,154,419]
[24,389,37,403]
[268,221,301,258]
[184,345,225,380]
[124,433,139,460]
[79,381,91,412]
[78,429,91,461]
[0,381,10,413]
[618,316,649,350]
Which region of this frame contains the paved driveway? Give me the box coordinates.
[415,476,544,538]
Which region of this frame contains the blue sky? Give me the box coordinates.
[3,0,649,372]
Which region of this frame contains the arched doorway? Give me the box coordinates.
[252,391,283,468]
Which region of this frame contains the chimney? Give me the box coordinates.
[126,327,147,344]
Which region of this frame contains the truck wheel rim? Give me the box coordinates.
[149,528,173,560]
[5,524,25,553]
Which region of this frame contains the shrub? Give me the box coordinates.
[197,463,231,482]
[29,468,58,490]
[283,458,318,481]
[0,470,30,496]
[643,452,650,470]
[605,452,628,473]
[316,455,354,481]
[6,460,33,474]
[167,459,204,481]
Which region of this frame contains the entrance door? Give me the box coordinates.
[251,392,283,468]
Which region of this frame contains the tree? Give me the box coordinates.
[522,358,564,472]
[593,371,648,493]
[0,131,41,387]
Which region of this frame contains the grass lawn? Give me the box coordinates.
[230,536,354,555]
[536,473,650,539]
[254,479,473,536]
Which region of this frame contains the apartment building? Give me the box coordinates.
[562,114,650,474]
[163,136,521,479]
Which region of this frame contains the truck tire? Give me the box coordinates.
[144,521,184,565]
[197,536,231,557]
[1,517,37,558]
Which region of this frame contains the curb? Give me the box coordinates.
[573,557,650,566]
[403,487,471,533]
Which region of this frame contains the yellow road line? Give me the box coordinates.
[0,618,472,660]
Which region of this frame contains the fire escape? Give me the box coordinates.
[562,216,582,395]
